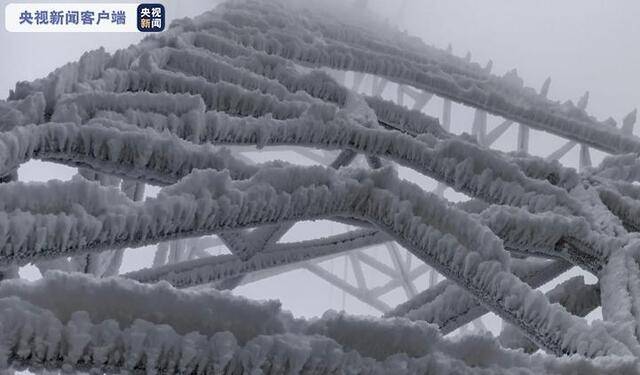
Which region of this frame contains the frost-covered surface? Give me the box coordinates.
[1,0,640,373]
[0,272,637,375]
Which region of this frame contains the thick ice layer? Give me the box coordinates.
[0,273,636,374]
[385,259,572,334]
[176,0,640,155]
[1,0,639,367]
[0,164,626,356]
[476,205,617,271]
[499,276,601,353]
[0,121,258,184]
[0,93,45,131]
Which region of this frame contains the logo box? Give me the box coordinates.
[137,3,164,32]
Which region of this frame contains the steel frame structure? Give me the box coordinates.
[1,0,640,372]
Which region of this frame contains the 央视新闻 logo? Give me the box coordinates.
[137,3,164,32]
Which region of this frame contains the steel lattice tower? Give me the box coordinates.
[0,0,639,373]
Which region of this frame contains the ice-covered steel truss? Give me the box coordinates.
[1,0,640,373]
